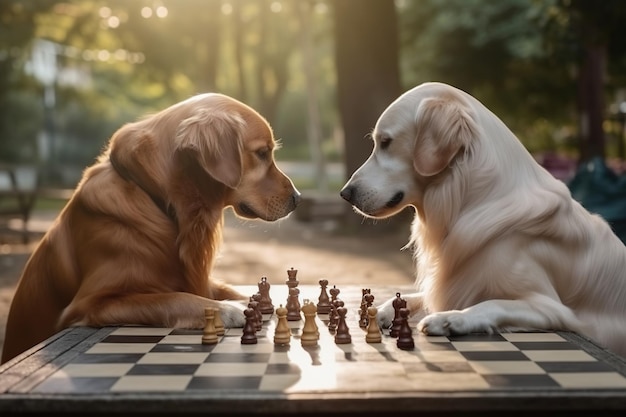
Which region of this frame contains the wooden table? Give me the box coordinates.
[2,284,626,416]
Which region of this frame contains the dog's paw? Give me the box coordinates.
[218,300,247,328]
[418,310,472,336]
[376,298,397,329]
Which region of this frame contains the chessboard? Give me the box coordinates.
[3,273,626,416]
[26,275,626,395]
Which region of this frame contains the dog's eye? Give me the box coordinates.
[380,137,392,150]
[256,148,270,161]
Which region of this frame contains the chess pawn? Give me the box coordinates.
[258,276,274,314]
[202,308,219,345]
[273,304,291,346]
[396,308,415,350]
[334,306,351,344]
[365,306,382,344]
[286,287,302,321]
[213,308,225,336]
[241,307,258,345]
[300,301,319,347]
[316,279,331,314]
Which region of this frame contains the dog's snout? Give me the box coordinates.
[340,186,355,203]
[292,191,302,207]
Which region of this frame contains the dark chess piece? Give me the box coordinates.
[328,299,343,333]
[241,308,258,345]
[359,289,372,328]
[316,279,331,314]
[329,285,340,303]
[249,296,263,331]
[257,276,274,314]
[286,267,299,288]
[396,308,415,350]
[334,306,351,344]
[390,292,406,338]
[286,287,302,321]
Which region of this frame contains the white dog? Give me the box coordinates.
[340,82,626,357]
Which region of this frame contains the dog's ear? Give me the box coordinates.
[176,108,244,189]
[413,96,478,176]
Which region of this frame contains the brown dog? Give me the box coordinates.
[2,94,300,364]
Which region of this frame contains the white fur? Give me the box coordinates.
[341,82,626,357]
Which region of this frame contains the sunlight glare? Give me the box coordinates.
[107,16,120,28]
[141,7,152,18]
[156,6,168,18]
[221,3,233,15]
[98,6,111,18]
[270,2,282,13]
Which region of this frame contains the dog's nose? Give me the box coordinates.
[292,191,302,207]
[339,186,354,203]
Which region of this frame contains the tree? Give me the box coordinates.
[545,0,626,162]
[333,0,408,231]
[0,0,56,162]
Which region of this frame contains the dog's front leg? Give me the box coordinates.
[418,293,584,336]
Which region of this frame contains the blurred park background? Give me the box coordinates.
[3,0,626,359]
[3,0,626,244]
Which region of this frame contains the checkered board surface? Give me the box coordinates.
[31,310,626,394]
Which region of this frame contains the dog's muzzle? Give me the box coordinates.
[339,185,355,204]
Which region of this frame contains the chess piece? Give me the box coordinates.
[334,306,351,344]
[360,293,376,328]
[213,307,225,336]
[273,304,291,346]
[329,285,340,303]
[300,301,319,346]
[316,279,331,314]
[257,276,274,314]
[202,308,218,345]
[390,292,406,338]
[365,306,382,343]
[241,307,258,344]
[286,267,299,288]
[328,299,342,333]
[396,308,415,350]
[251,294,263,330]
[286,287,302,321]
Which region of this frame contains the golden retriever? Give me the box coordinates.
[2,93,300,364]
[340,82,626,357]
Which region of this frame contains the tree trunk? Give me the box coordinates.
[333,0,407,232]
[578,42,606,163]
[298,0,327,192]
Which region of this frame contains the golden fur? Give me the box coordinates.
[341,82,626,357]
[2,94,300,364]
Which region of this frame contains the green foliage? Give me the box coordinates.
[398,0,626,155]
[3,0,626,178]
